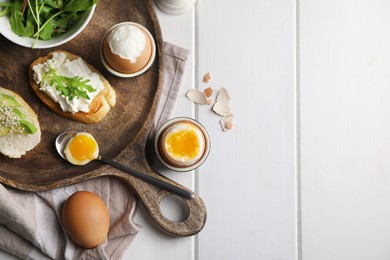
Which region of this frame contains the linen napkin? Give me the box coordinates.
[0,42,190,260]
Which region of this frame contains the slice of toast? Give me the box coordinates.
[0,87,41,158]
[29,51,116,124]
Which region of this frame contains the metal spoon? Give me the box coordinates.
[55,131,195,199]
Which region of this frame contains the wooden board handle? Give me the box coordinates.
[99,156,194,199]
[112,170,207,236]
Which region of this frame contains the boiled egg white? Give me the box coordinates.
[64,132,99,165]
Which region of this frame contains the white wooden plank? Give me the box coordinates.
[300,0,390,259]
[196,0,297,259]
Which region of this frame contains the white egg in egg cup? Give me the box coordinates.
[99,22,156,78]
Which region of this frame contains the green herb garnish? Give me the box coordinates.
[0,0,97,48]
[43,65,96,101]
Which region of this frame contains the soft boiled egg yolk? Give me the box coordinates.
[64,133,99,165]
[161,122,206,167]
[103,24,152,74]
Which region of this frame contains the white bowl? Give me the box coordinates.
[0,3,96,49]
[100,22,156,78]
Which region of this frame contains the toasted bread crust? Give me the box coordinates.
[29,51,116,124]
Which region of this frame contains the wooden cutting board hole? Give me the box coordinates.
[160,194,190,222]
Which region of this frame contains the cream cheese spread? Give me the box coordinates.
[32,52,104,113]
[107,24,146,63]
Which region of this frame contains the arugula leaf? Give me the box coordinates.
[44,66,96,101]
[9,0,34,37]
[39,19,54,40]
[50,12,74,31]
[0,3,12,17]
[44,0,63,9]
[39,5,54,21]
[62,0,96,12]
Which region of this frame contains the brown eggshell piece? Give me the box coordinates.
[204,87,213,97]
[216,87,231,102]
[203,72,212,83]
[103,29,152,74]
[213,100,232,116]
[220,116,234,131]
[62,191,110,249]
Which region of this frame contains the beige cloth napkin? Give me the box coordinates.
[0,42,190,260]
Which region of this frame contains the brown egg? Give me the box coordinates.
[103,25,152,74]
[62,191,110,249]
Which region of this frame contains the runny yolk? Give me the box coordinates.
[68,134,98,161]
[165,129,201,159]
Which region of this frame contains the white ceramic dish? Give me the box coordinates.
[100,22,156,78]
[0,2,96,49]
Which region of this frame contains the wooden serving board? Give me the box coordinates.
[0,0,206,237]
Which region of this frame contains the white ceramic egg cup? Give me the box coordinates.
[100,22,156,78]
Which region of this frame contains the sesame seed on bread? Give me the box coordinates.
[0,87,41,158]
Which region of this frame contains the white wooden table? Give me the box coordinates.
[3,0,390,259]
[124,1,296,259]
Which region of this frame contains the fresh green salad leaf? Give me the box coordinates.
[43,65,96,101]
[62,0,95,12]
[9,0,34,37]
[0,2,11,16]
[0,0,97,47]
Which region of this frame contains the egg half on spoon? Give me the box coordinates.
[64,132,99,165]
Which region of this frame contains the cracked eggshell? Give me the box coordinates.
[216,87,230,102]
[213,100,232,117]
[204,87,213,98]
[186,89,209,105]
[213,87,232,116]
[203,72,212,83]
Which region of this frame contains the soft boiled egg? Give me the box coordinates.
[103,23,152,74]
[160,121,206,167]
[62,191,110,248]
[64,132,99,165]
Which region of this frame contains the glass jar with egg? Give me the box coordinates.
[154,117,210,172]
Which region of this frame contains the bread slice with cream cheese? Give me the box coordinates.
[29,51,116,124]
[0,87,41,158]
